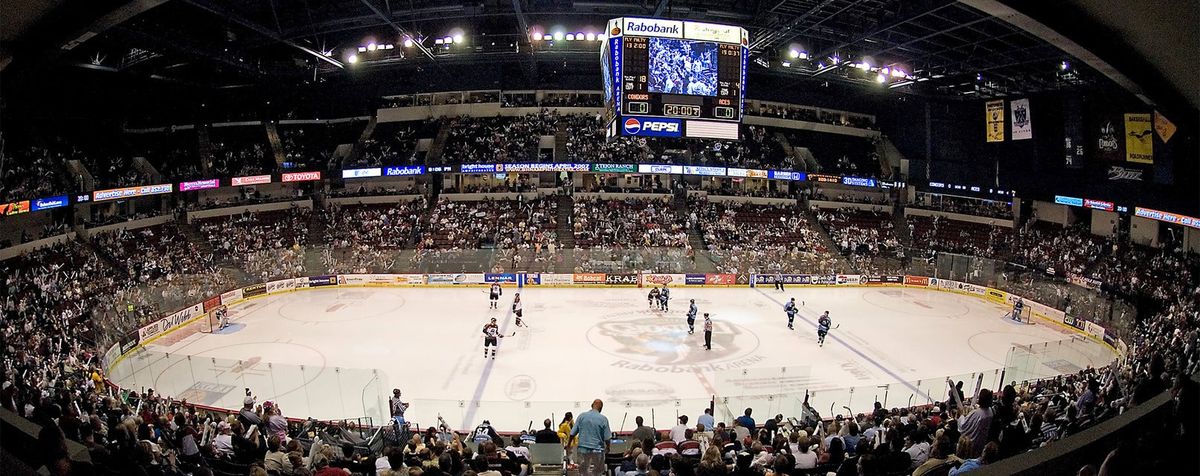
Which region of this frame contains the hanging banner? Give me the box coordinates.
[1094,118,1123,162]
[1010,98,1032,140]
[1124,113,1153,164]
[986,100,1005,142]
[1154,111,1177,143]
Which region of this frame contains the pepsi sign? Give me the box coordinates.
[622,116,682,138]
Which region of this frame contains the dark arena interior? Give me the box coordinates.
[1,1,1199,475]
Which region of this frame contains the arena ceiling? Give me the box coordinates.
[1,0,1196,113]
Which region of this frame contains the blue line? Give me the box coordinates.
[753,288,933,403]
[461,305,514,429]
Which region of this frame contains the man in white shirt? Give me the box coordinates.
[670,415,689,444]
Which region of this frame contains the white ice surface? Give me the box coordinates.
[111,286,1112,431]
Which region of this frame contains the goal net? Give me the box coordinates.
[198,305,231,333]
[1002,305,1034,325]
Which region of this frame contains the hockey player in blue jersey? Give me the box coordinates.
[1011,298,1025,322]
[659,287,671,311]
[686,299,698,334]
[817,311,832,347]
[784,298,798,330]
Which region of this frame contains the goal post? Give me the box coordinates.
[198,305,230,333]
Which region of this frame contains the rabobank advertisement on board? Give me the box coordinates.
[31,195,69,211]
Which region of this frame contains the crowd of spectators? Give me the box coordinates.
[572,197,687,248]
[0,140,75,202]
[907,215,1014,259]
[1010,222,1109,277]
[198,207,311,281]
[541,93,603,108]
[815,208,900,257]
[562,113,649,163]
[692,200,837,274]
[421,198,557,251]
[323,199,428,250]
[441,113,557,164]
[911,194,1013,220]
[355,121,434,167]
[208,126,272,178]
[749,103,877,130]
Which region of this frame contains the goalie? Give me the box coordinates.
[1010,298,1025,322]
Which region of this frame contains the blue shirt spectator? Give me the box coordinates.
[571,400,612,452]
[735,409,756,433]
[697,410,715,431]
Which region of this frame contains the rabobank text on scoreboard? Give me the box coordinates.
[602,17,747,141]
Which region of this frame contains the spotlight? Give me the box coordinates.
[403,38,414,48]
[367,43,377,51]
[875,74,887,84]
[1060,60,1070,71]
[831,55,840,64]
[553,31,564,41]
[530,32,541,42]
[788,49,800,59]
[781,61,791,67]
[434,38,444,45]
[798,51,808,59]
[565,34,575,41]
[543,34,552,41]
[443,36,452,44]
[585,32,596,41]
[453,34,464,44]
[976,73,983,81]
[358,46,367,52]
[348,54,358,64]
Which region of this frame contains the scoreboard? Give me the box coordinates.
[602,17,748,140]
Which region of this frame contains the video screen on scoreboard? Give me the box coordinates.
[603,17,747,140]
[647,38,718,96]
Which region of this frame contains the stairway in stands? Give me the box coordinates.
[674,195,706,251]
[892,206,913,248]
[426,122,452,164]
[557,194,575,249]
[806,208,854,270]
[196,125,215,175]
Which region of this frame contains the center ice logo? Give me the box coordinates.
[587,315,759,366]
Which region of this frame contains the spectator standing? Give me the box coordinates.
[631,416,657,443]
[735,409,756,433]
[671,416,690,443]
[570,399,612,476]
[957,389,995,457]
[698,408,715,432]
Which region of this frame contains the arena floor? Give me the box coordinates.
[110,286,1113,431]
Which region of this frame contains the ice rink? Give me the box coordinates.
[109,286,1115,431]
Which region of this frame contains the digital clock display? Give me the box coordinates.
[663,104,702,117]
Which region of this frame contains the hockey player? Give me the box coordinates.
[482,318,502,359]
[216,305,229,330]
[1011,298,1025,322]
[686,299,698,334]
[817,311,832,347]
[659,287,671,311]
[648,287,661,310]
[784,298,798,330]
[512,293,526,327]
[489,282,503,309]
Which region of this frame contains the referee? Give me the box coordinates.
[703,314,713,350]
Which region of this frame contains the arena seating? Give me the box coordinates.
[422,198,557,250]
[0,144,75,202]
[207,125,273,177]
[125,129,202,182]
[197,207,311,281]
[572,197,686,248]
[441,113,558,164]
[1010,222,1110,276]
[693,200,839,274]
[322,199,428,250]
[355,120,437,167]
[815,207,900,256]
[907,215,1014,259]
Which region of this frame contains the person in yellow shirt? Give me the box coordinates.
[558,412,578,450]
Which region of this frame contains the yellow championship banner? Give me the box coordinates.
[1124,113,1153,163]
[1154,111,1177,143]
[986,100,1005,142]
